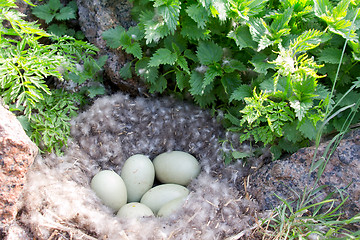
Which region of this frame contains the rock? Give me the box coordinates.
[245,129,360,218]
[76,0,145,94]
[0,104,38,235]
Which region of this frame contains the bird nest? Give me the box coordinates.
[15,93,267,239]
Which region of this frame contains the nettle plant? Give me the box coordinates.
[103,0,360,159]
[0,0,105,155]
[32,0,85,39]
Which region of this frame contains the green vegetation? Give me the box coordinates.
[32,0,85,39]
[0,0,359,238]
[0,0,105,155]
[103,0,360,159]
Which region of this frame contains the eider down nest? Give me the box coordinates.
[16,93,268,240]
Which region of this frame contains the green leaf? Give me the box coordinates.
[317,47,349,64]
[228,25,257,50]
[192,92,216,107]
[184,49,198,62]
[189,70,204,95]
[181,17,210,40]
[271,7,293,32]
[32,5,55,24]
[127,26,144,41]
[221,72,242,96]
[230,85,252,102]
[175,70,188,90]
[87,85,106,98]
[270,145,282,160]
[119,62,132,79]
[313,0,332,18]
[248,17,270,44]
[157,0,181,34]
[203,64,222,89]
[232,151,251,159]
[223,59,246,73]
[250,53,273,74]
[291,29,323,53]
[149,48,177,67]
[283,121,303,143]
[149,75,167,93]
[140,10,170,43]
[176,56,190,74]
[186,4,209,29]
[102,26,125,49]
[135,58,158,84]
[290,99,312,121]
[48,0,61,11]
[47,23,67,36]
[298,118,317,140]
[55,6,76,21]
[125,42,143,59]
[196,41,223,65]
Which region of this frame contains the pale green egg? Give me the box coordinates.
[140,184,189,214]
[120,154,155,202]
[157,196,187,217]
[117,202,154,218]
[153,151,201,186]
[90,170,127,212]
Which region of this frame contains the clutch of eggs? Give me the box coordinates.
[90,151,201,218]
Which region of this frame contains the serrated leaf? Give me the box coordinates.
[203,65,222,89]
[157,1,181,34]
[184,49,198,62]
[313,0,332,18]
[186,4,209,29]
[192,92,216,107]
[102,26,125,49]
[317,47,349,64]
[221,72,242,96]
[149,48,177,67]
[270,144,282,160]
[119,62,132,79]
[278,138,300,153]
[250,53,273,74]
[283,121,303,143]
[148,75,167,93]
[258,35,276,51]
[164,33,188,53]
[135,58,158,84]
[291,29,323,53]
[140,10,170,43]
[56,6,76,21]
[175,70,188,90]
[125,42,142,59]
[87,85,105,98]
[181,17,210,40]
[228,25,257,50]
[298,119,317,140]
[189,71,204,95]
[271,7,293,32]
[223,59,246,73]
[196,41,223,65]
[48,0,61,11]
[248,17,270,43]
[333,0,351,20]
[290,99,312,121]
[47,23,67,36]
[32,5,55,24]
[177,56,190,74]
[230,85,252,102]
